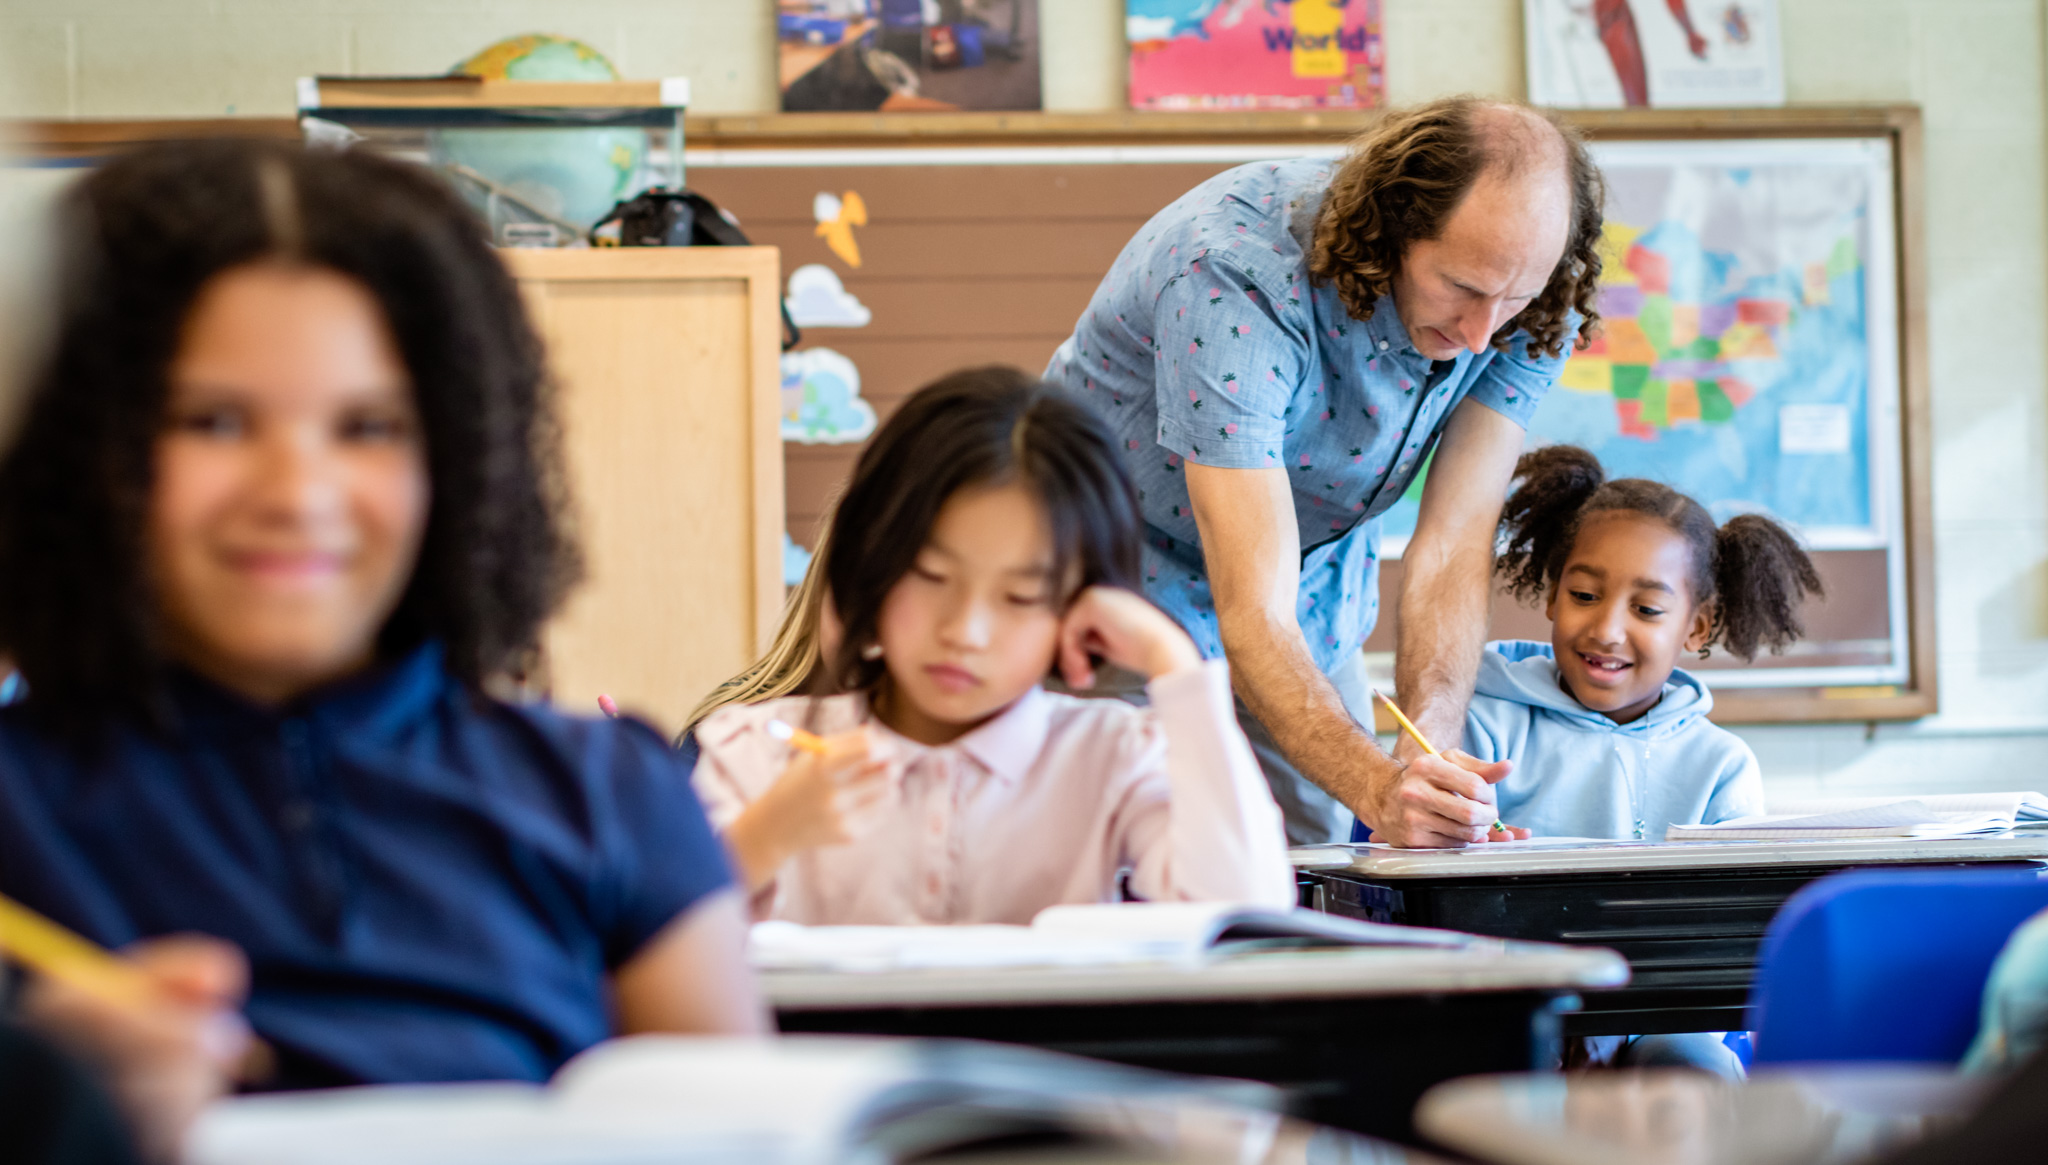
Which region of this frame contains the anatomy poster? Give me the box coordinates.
[1524,0,1783,108]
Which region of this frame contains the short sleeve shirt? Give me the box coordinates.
[1044,158,1568,673]
[0,645,732,1087]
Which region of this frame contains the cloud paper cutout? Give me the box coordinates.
[781,347,877,445]
[785,264,872,327]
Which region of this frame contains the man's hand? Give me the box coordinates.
[1361,749,1519,848]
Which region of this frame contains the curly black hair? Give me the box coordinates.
[1495,445,1823,661]
[1307,97,1606,359]
[0,137,581,731]
[822,366,1143,695]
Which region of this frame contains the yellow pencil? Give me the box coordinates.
[0,892,156,1009]
[1370,687,1506,835]
[764,718,831,756]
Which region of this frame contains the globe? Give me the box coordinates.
[428,34,650,233]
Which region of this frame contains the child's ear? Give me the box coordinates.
[1683,602,1715,655]
[1543,581,1560,622]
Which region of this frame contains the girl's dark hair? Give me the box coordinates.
[1495,445,1823,661]
[0,137,580,729]
[822,366,1142,693]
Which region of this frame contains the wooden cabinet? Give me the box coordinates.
[505,248,784,736]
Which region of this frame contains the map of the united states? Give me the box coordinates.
[1563,219,1856,440]
[1382,143,1884,544]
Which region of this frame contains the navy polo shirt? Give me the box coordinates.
[0,644,732,1088]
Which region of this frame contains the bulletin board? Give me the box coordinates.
[681,105,1933,724]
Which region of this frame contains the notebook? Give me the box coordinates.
[1665,791,2048,841]
[188,1035,1286,1165]
[749,900,1471,973]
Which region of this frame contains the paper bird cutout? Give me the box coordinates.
[813,190,867,268]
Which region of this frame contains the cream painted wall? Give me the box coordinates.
[5,0,2047,800]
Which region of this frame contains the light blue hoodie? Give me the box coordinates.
[1464,641,1765,841]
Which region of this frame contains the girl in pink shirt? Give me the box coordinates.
[691,367,1295,924]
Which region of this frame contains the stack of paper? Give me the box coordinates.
[749,901,1469,973]
[1666,792,2048,842]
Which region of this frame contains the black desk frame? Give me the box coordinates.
[1306,860,2044,1036]
[780,988,1577,1143]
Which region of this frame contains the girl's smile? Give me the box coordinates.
[1545,511,1713,725]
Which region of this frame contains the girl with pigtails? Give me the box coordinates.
[1442,443,1824,1078]
[1458,444,1823,846]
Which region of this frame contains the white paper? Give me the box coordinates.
[1779,403,1853,454]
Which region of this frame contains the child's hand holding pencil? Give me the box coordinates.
[720,722,896,893]
[3,898,259,1162]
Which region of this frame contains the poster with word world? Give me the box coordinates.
[1128,0,1384,111]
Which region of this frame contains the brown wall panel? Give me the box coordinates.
[691,164,1240,225]
[693,159,1252,557]
[713,221,1138,280]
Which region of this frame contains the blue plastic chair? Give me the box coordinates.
[1748,867,2048,1064]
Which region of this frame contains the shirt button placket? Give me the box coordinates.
[924,777,949,921]
[279,717,345,939]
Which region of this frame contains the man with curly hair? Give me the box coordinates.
[1045,97,1605,848]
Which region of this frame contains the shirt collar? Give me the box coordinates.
[166,642,452,742]
[1360,293,1418,357]
[883,685,1051,785]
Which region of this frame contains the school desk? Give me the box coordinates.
[766,941,1628,1143]
[1414,1063,1988,1165]
[1294,834,2048,1038]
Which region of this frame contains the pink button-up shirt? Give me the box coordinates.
[691,661,1296,924]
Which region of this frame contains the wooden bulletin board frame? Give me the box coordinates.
[1549,108,1933,724]
[11,106,1933,724]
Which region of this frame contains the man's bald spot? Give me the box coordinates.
[1467,102,1570,186]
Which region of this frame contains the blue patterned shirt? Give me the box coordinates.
[1046,158,1568,674]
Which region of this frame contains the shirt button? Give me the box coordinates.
[1377,340,1389,351]
[282,803,315,832]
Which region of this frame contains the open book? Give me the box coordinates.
[750,901,1471,973]
[189,1035,1288,1165]
[1665,791,2048,841]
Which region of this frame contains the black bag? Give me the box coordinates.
[592,189,801,349]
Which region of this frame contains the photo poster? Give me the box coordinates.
[779,0,1042,112]
[1525,0,1784,108]
[1127,0,1386,111]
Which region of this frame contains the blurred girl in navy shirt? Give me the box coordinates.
[0,138,763,1157]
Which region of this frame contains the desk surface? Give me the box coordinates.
[1415,1065,1990,1165]
[764,941,1628,1011]
[1293,833,2048,879]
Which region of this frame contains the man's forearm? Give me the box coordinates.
[1391,535,1495,758]
[1220,608,1392,815]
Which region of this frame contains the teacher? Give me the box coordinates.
[1045,98,1605,848]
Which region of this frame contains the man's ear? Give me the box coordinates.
[1683,602,1715,655]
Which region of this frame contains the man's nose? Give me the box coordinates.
[1456,303,1499,354]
